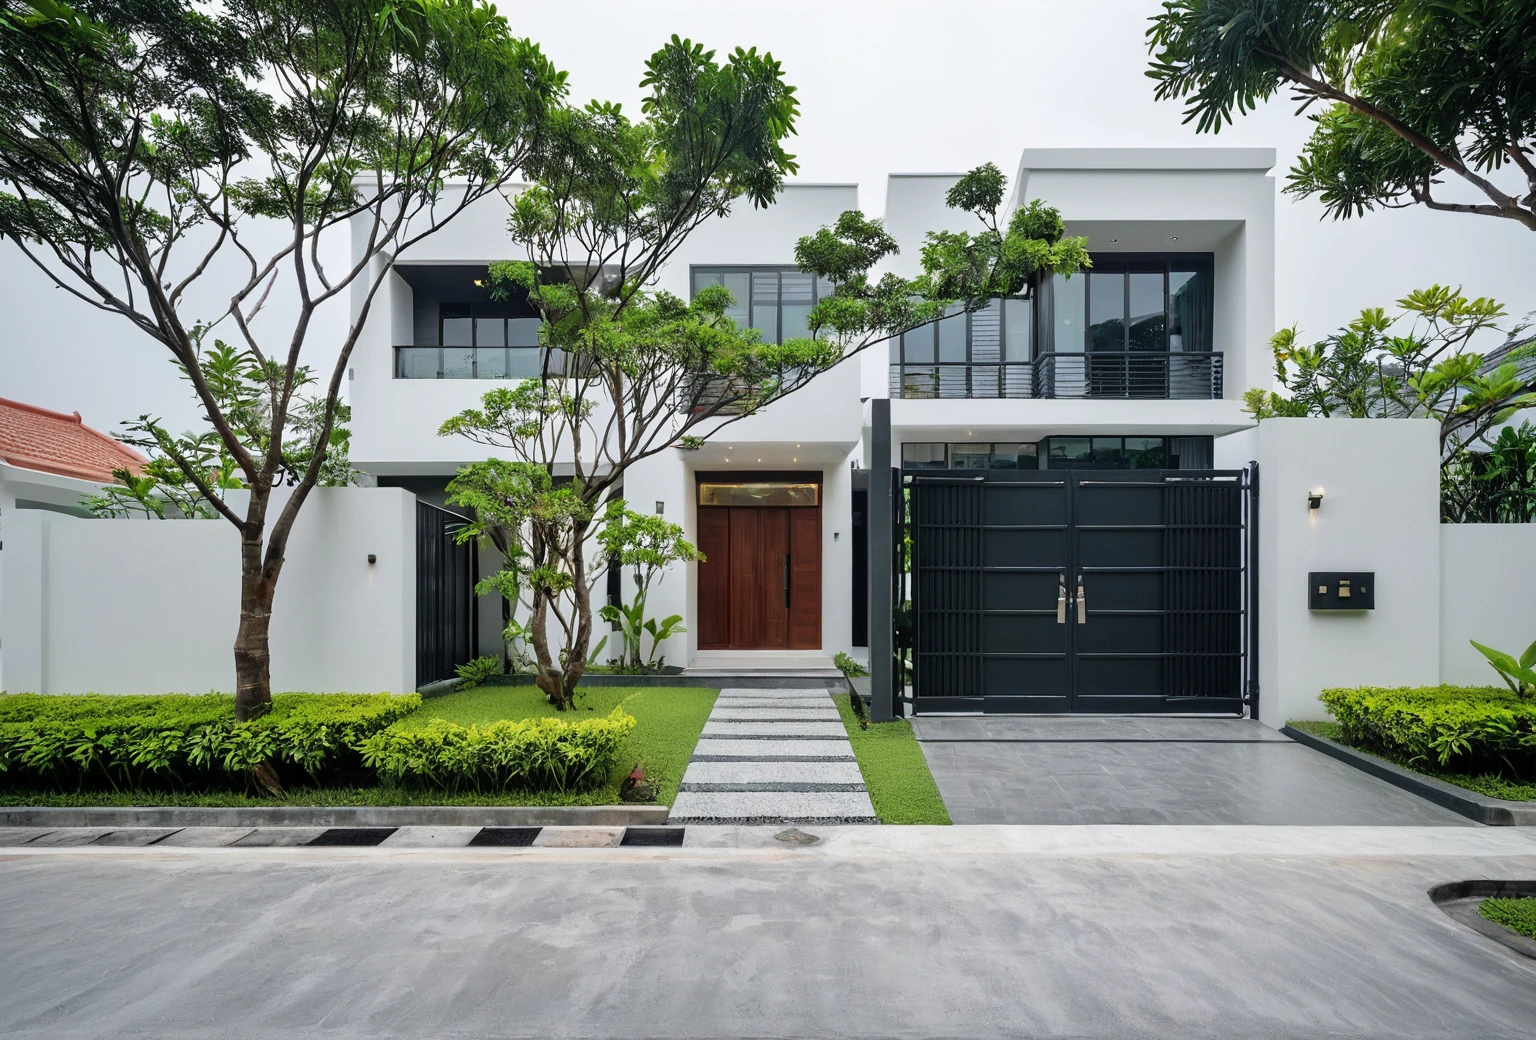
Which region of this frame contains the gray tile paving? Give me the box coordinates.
[670,790,877,823]
[918,731,1476,825]
[701,720,847,737]
[690,738,856,759]
[673,688,877,824]
[683,760,866,785]
[710,706,839,720]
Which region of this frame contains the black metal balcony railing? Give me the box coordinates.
[889,353,1223,401]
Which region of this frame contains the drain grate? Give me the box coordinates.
[468,827,542,847]
[306,828,398,847]
[620,826,686,847]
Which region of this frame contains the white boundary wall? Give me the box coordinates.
[1,488,415,695]
[1440,524,1536,685]
[1242,418,1443,726]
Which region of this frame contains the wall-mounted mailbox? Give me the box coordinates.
[1309,572,1375,611]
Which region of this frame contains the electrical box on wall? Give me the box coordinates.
[1308,572,1375,611]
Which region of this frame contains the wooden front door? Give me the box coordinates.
[698,505,821,650]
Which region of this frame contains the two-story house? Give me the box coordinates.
[348,148,1274,708]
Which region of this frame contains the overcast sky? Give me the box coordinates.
[2,0,1530,436]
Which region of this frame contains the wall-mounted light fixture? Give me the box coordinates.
[1307,487,1324,511]
[655,501,665,515]
[367,554,377,565]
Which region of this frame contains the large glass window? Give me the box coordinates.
[894,297,1032,398]
[691,267,835,343]
[396,302,554,379]
[1041,254,1213,355]
[897,437,1207,471]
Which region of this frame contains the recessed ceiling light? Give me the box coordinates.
[1110,238,1119,243]
[1169,236,1179,241]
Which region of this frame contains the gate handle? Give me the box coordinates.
[1056,575,1067,625]
[785,554,792,609]
[1076,574,1087,625]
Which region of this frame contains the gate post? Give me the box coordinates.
[868,398,894,722]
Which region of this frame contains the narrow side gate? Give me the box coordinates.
[416,501,478,688]
[907,467,1257,715]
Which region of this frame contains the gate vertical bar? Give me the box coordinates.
[869,398,894,721]
[1246,460,1260,720]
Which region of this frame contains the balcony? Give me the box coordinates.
[394,346,569,380]
[889,352,1223,400]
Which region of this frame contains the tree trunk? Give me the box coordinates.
[233,486,282,722]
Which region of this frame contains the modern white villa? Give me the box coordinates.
[351,147,1276,706]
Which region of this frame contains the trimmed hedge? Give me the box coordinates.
[0,693,419,792]
[357,709,636,793]
[1318,685,1536,776]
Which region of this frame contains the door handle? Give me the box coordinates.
[1056,576,1067,624]
[1076,574,1086,624]
[785,554,792,609]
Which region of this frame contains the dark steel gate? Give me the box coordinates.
[416,501,478,688]
[908,467,1256,714]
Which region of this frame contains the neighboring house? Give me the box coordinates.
[349,148,1276,709]
[0,396,147,537]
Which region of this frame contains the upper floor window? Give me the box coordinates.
[691,267,835,343]
[894,298,1032,398]
[1039,254,1213,355]
[397,300,557,379]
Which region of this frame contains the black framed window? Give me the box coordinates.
[691,267,835,343]
[895,298,1032,398]
[397,302,554,379]
[1040,254,1213,355]
[900,436,1212,471]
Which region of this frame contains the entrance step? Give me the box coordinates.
[670,687,878,824]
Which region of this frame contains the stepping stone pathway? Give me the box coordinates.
[669,687,879,825]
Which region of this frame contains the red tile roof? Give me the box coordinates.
[0,397,149,484]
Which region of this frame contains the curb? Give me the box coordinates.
[0,804,670,829]
[1281,726,1536,826]
[1428,880,1536,961]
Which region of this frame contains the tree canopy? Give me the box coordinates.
[0,0,565,717]
[1147,0,1536,232]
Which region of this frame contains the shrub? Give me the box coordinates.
[454,655,502,691]
[357,708,636,793]
[833,651,869,678]
[1318,685,1536,777]
[0,693,419,792]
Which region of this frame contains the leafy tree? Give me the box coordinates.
[1442,419,1536,523]
[596,502,702,671]
[1147,0,1536,233]
[0,0,565,718]
[83,339,354,518]
[442,111,1088,706]
[1243,285,1536,515]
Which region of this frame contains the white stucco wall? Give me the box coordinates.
[1,488,416,695]
[1255,418,1442,725]
[1439,524,1536,687]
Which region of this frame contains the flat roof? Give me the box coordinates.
[1017,147,1276,171]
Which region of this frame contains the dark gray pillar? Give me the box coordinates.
[868,398,894,722]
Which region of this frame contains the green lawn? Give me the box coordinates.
[832,694,950,825]
[1286,719,1536,802]
[1479,897,1536,940]
[1,686,716,808]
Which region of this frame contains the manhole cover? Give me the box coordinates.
[775,828,820,845]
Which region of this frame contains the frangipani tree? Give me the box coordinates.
[442,105,1089,706]
[0,0,565,718]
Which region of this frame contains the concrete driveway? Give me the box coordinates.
[2,827,1535,1039]
[913,716,1472,825]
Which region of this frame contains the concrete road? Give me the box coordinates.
[3,827,1535,1039]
